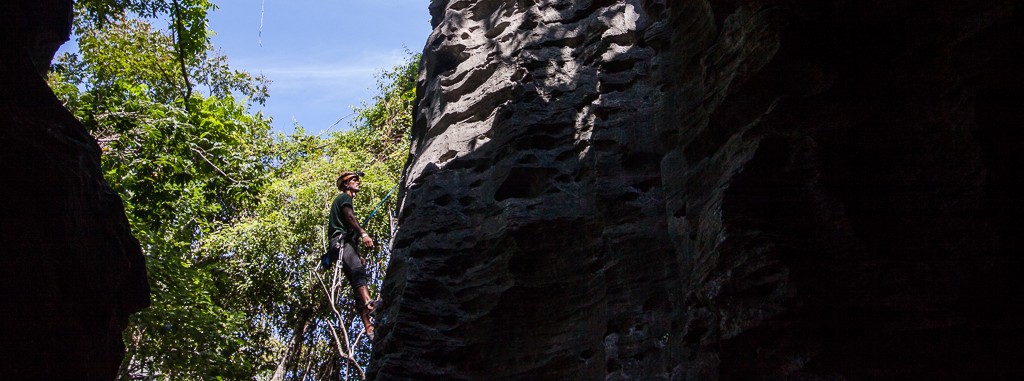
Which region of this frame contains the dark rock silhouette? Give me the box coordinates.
[372,0,1024,379]
[1,0,149,379]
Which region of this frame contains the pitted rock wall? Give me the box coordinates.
[373,0,1024,379]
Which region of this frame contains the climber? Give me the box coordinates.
[326,170,377,339]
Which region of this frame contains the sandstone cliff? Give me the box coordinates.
[372,0,1024,379]
[0,1,150,378]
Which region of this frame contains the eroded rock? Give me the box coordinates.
[375,0,1023,379]
[1,1,149,378]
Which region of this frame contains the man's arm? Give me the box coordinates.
[342,205,374,249]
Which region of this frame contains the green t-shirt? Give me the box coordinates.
[327,193,354,239]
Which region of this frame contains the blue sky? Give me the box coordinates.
[206,0,432,134]
[56,1,431,134]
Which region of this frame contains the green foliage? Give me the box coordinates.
[99,94,274,379]
[50,6,276,380]
[49,3,419,376]
[75,0,214,64]
[49,0,417,376]
[351,50,418,160]
[199,56,419,380]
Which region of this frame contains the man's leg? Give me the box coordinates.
[356,285,375,337]
[341,241,375,337]
[356,285,374,311]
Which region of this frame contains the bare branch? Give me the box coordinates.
[189,145,240,183]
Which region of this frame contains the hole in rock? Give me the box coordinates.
[494,167,559,201]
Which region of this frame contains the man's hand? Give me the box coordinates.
[361,234,374,249]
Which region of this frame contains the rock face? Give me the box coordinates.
[373,0,1024,379]
[0,1,150,378]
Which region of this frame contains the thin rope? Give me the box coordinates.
[258,0,266,46]
[318,112,357,138]
[361,184,400,227]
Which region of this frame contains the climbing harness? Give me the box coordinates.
[320,183,399,269]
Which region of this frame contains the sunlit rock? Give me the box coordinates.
[378,0,1024,379]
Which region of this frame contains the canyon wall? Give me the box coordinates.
[373,0,1024,380]
[0,1,150,378]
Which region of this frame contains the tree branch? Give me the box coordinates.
[171,0,194,105]
[189,145,240,183]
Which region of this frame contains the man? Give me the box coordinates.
[327,171,376,339]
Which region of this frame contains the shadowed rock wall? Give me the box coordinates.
[373,0,1024,379]
[1,1,150,378]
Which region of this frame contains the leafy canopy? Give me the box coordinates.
[49,1,420,377]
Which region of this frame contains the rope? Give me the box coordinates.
[258,0,265,46]
[361,184,399,227]
[321,183,398,269]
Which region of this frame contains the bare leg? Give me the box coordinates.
[356,285,375,337]
[357,285,374,311]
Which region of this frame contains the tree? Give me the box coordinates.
[200,55,419,380]
[50,0,418,378]
[74,0,220,102]
[49,5,276,379]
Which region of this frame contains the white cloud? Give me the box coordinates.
[233,48,413,133]
[237,49,409,85]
